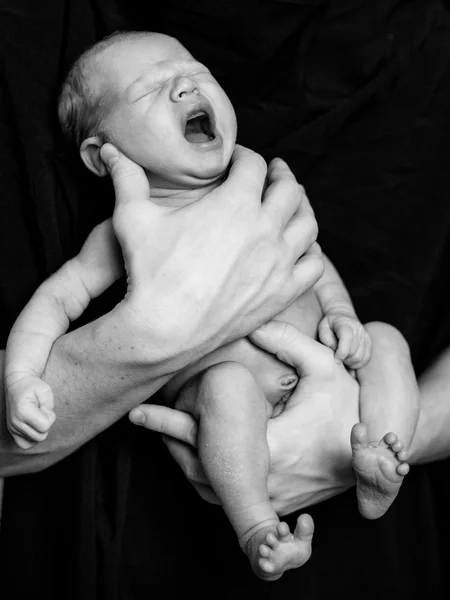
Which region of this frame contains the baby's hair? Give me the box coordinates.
[58,30,154,148]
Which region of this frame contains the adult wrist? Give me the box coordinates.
[95,298,207,377]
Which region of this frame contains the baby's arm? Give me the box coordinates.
[315,255,371,368]
[5,219,124,448]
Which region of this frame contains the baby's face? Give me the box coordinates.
[95,34,237,188]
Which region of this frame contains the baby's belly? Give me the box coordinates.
[162,288,322,406]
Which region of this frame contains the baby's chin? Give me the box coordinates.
[150,169,226,191]
[147,156,231,190]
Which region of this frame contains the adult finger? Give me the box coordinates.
[249,320,334,378]
[100,144,151,212]
[292,242,325,291]
[129,404,198,447]
[163,439,220,504]
[163,436,210,485]
[262,158,306,229]
[188,482,221,505]
[283,197,319,259]
[221,144,267,203]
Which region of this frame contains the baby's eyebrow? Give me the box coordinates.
[128,60,208,102]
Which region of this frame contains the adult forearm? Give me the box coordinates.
[0,309,178,476]
[409,346,450,465]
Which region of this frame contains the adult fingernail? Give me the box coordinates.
[129,409,145,425]
[251,324,269,337]
[101,144,119,168]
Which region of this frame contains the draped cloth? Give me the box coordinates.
[1,1,450,597]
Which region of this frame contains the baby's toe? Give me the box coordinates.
[265,533,279,548]
[383,432,398,446]
[276,522,290,538]
[258,558,275,574]
[397,462,410,476]
[397,449,408,462]
[258,544,271,558]
[391,439,404,453]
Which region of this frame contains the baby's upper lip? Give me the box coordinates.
[180,98,216,133]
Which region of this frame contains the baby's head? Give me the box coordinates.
[58,31,237,190]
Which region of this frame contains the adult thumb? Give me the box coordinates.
[100,143,150,210]
[249,320,333,377]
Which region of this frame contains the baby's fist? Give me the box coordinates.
[318,313,371,369]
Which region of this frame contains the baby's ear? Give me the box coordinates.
[80,136,108,177]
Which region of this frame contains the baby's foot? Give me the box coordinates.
[255,515,314,582]
[351,423,410,520]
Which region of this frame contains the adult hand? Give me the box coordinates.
[0,145,322,476]
[101,143,323,371]
[130,321,360,514]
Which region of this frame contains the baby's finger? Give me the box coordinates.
[350,326,366,357]
[347,330,372,369]
[23,408,56,433]
[317,319,338,351]
[334,324,354,360]
[8,420,48,447]
[362,334,372,364]
[11,434,37,450]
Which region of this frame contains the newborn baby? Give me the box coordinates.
[5,31,418,581]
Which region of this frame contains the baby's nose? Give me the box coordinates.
[170,77,199,101]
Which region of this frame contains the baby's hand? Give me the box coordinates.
[6,375,56,449]
[318,312,371,369]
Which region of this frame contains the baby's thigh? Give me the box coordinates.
[174,360,271,420]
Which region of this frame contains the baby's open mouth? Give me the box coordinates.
[184,110,216,144]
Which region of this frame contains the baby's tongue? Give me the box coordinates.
[186,131,210,143]
[185,116,210,143]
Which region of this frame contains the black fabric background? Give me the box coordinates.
[1,0,450,598]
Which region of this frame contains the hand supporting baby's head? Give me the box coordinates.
[58,31,238,199]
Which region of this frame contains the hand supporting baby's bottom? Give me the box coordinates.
[130,322,360,514]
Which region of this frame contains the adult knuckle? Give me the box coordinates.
[307,214,319,241]
[185,464,202,483]
[284,177,299,196]
[188,422,198,447]
[278,321,300,351]
[254,152,268,172]
[158,415,171,436]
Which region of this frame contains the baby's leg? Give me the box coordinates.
[6,374,56,449]
[175,362,313,581]
[352,322,419,519]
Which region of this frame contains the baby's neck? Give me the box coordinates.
[149,178,223,207]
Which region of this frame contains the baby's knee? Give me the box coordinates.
[364,321,410,358]
[196,361,262,416]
